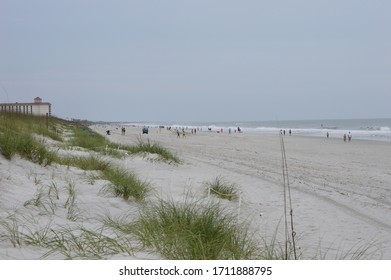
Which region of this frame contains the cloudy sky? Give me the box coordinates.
[1,0,390,122]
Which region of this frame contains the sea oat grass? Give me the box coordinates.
[0,112,67,141]
[22,225,134,259]
[59,155,110,171]
[132,198,259,259]
[205,176,239,201]
[101,213,134,234]
[0,128,58,165]
[0,129,18,159]
[121,137,180,164]
[69,127,107,152]
[0,217,23,247]
[100,166,151,202]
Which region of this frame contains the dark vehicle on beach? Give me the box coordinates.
[142,127,148,134]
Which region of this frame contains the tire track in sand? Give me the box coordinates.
[187,154,391,235]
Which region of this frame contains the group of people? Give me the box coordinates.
[280,129,292,136]
[326,131,353,142]
[343,132,352,142]
[106,127,126,136]
[207,127,242,134]
[176,128,186,138]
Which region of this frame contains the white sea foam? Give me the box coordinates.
[121,119,391,142]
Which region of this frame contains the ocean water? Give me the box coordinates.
[124,118,391,142]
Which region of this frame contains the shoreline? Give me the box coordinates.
[114,121,391,143]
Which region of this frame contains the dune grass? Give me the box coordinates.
[3,112,174,181]
[204,176,239,201]
[0,219,134,259]
[23,187,56,215]
[123,137,180,164]
[0,112,64,165]
[59,155,110,171]
[0,215,23,247]
[68,126,180,163]
[69,127,108,152]
[100,166,151,202]
[0,128,58,165]
[38,225,134,259]
[131,198,259,259]
[0,112,64,142]
[100,212,134,235]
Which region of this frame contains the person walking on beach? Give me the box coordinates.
[343,134,347,142]
[326,132,329,138]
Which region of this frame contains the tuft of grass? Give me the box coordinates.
[64,180,80,221]
[0,128,58,165]
[0,129,18,159]
[17,224,134,259]
[48,181,59,201]
[0,213,135,259]
[59,155,110,171]
[122,137,180,164]
[33,175,42,186]
[100,166,151,202]
[40,226,134,259]
[22,223,53,248]
[101,212,134,234]
[204,176,239,201]
[23,186,57,215]
[0,216,23,247]
[131,198,259,259]
[69,127,108,152]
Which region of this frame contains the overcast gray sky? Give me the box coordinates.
[1,0,390,122]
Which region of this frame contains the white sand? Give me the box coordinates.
[1,124,390,259]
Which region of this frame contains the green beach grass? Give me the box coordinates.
[204,176,239,201]
[131,198,260,259]
[100,166,151,202]
[69,126,180,163]
[0,112,176,203]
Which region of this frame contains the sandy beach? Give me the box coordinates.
[1,124,390,259]
[95,125,391,259]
